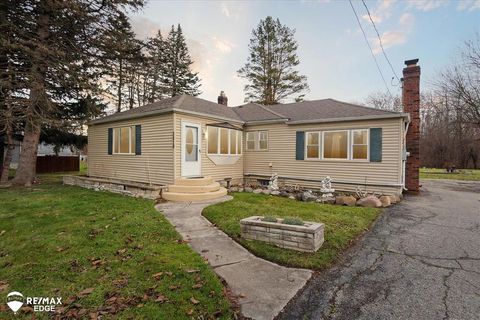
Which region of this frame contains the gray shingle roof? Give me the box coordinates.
[90,94,242,124]
[90,95,406,125]
[262,99,403,123]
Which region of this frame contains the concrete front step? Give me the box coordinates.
[175,176,214,186]
[168,182,220,194]
[162,187,228,202]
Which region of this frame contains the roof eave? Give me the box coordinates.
[244,118,289,126]
[88,108,174,125]
[286,113,409,125]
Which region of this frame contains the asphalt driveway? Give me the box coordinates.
[279,179,480,320]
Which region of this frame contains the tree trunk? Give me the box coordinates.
[0,131,14,183]
[12,2,48,186]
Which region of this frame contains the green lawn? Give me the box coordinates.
[202,193,380,270]
[0,176,232,319]
[420,168,480,181]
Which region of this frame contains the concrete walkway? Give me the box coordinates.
[155,196,312,320]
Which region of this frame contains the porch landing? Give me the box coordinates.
[162,176,228,202]
[155,197,312,320]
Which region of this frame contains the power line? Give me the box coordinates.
[348,0,393,97]
[361,0,401,83]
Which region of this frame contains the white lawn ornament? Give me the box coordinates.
[320,176,335,198]
[268,173,279,191]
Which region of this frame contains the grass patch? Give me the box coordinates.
[0,176,232,319]
[420,168,480,181]
[202,192,380,270]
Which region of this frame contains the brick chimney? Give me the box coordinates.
[217,91,228,106]
[402,59,420,193]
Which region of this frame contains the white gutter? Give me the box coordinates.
[89,108,245,126]
[286,113,409,125]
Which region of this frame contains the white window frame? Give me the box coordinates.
[351,129,370,161]
[207,126,242,156]
[113,126,135,155]
[304,129,372,161]
[258,131,268,150]
[246,130,268,151]
[305,131,321,159]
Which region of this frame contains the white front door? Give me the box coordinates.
[181,122,201,177]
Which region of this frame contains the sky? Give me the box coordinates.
[129,0,480,107]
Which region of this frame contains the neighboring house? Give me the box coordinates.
[87,60,422,197]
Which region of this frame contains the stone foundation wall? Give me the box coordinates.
[240,216,324,252]
[63,176,163,200]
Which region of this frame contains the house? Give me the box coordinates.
[84,59,420,201]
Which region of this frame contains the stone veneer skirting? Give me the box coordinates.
[63,175,165,200]
[240,216,324,252]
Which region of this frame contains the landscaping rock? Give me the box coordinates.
[229,187,239,192]
[279,191,290,197]
[270,190,281,196]
[262,189,272,195]
[244,187,253,193]
[335,195,357,207]
[301,191,317,202]
[356,195,382,208]
[379,195,392,207]
[288,195,296,200]
[388,194,401,204]
[317,197,335,205]
[253,189,262,194]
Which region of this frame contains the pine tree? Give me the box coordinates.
[238,16,309,105]
[103,13,144,112]
[163,25,201,97]
[145,30,168,102]
[1,0,144,186]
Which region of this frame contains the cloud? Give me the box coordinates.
[457,0,480,10]
[407,0,448,11]
[371,13,415,54]
[221,3,231,18]
[361,0,396,24]
[212,37,234,53]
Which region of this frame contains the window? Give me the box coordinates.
[323,130,348,159]
[352,129,368,160]
[113,126,135,154]
[207,126,218,154]
[207,126,242,155]
[246,132,256,150]
[220,128,229,154]
[259,131,268,150]
[246,131,268,151]
[306,132,320,159]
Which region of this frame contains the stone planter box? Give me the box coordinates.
[240,216,324,252]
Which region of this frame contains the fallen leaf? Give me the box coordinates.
[116,248,127,255]
[0,230,5,236]
[190,297,200,305]
[0,281,9,292]
[185,269,199,273]
[112,278,128,288]
[192,283,203,289]
[165,271,173,277]
[78,287,95,298]
[22,306,34,313]
[169,284,180,291]
[186,309,194,316]
[64,296,77,304]
[152,272,163,280]
[155,295,167,303]
[89,312,98,320]
[57,247,67,252]
[209,291,216,297]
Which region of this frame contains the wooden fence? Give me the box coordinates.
[36,155,79,173]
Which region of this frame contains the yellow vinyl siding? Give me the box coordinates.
[88,113,174,185]
[244,118,405,195]
[173,113,244,181]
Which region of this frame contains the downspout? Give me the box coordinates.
[402,120,410,191]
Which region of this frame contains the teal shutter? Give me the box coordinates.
[135,125,141,155]
[296,131,305,160]
[107,128,113,155]
[370,128,382,162]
